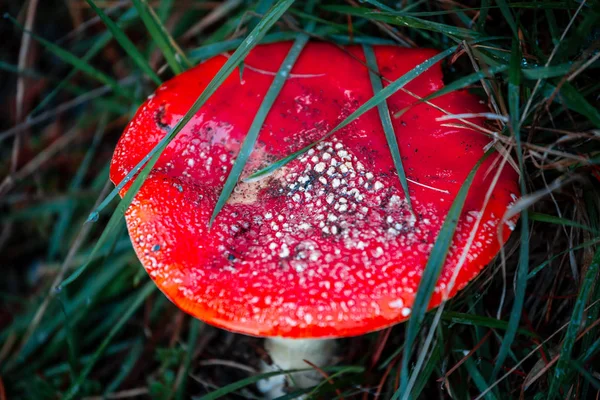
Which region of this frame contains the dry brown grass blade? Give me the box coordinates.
[476,299,600,399]
[182,0,242,40]
[439,330,493,384]
[303,359,344,400]
[523,315,600,390]
[12,0,40,175]
[373,358,397,399]
[519,0,587,125]
[0,125,80,196]
[0,375,6,400]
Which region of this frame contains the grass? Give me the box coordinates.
[1,0,599,399]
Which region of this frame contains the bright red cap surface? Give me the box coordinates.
[110,42,519,338]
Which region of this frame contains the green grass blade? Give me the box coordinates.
[57,293,80,382]
[581,331,600,363]
[197,370,306,400]
[196,366,363,400]
[363,44,414,215]
[247,46,458,180]
[189,32,299,61]
[321,5,484,39]
[570,359,600,391]
[495,0,519,38]
[541,81,600,128]
[548,246,600,397]
[491,38,528,380]
[48,115,108,261]
[556,10,598,63]
[188,28,400,63]
[103,339,144,395]
[396,149,493,397]
[177,319,201,400]
[527,237,600,279]
[248,0,276,30]
[545,8,560,45]
[476,0,491,31]
[61,0,296,288]
[410,341,441,399]
[4,14,135,101]
[441,312,537,338]
[307,366,365,397]
[394,64,508,118]
[464,355,499,400]
[452,336,498,400]
[210,0,318,224]
[62,281,155,400]
[522,62,600,80]
[361,0,395,12]
[84,0,162,85]
[209,34,309,226]
[29,7,138,116]
[529,212,599,234]
[157,0,174,22]
[131,0,191,75]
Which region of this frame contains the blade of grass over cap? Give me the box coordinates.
[363,44,414,215]
[394,64,508,118]
[247,45,458,181]
[4,14,136,101]
[492,38,528,381]
[189,32,299,61]
[210,0,317,226]
[84,0,161,85]
[131,0,192,74]
[548,246,600,398]
[396,148,493,397]
[61,0,296,288]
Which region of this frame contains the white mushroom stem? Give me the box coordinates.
[257,337,337,399]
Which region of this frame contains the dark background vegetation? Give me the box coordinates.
[1,0,600,399]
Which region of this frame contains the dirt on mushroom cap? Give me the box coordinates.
[110,42,520,338]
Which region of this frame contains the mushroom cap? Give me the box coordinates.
[110,42,519,338]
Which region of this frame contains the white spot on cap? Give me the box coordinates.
[372,247,384,258]
[389,299,404,309]
[304,313,313,324]
[279,244,290,258]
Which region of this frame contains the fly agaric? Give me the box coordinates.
[111,42,519,396]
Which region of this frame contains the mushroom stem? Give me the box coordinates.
[257,337,336,398]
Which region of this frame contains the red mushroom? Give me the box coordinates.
[110,41,519,395]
